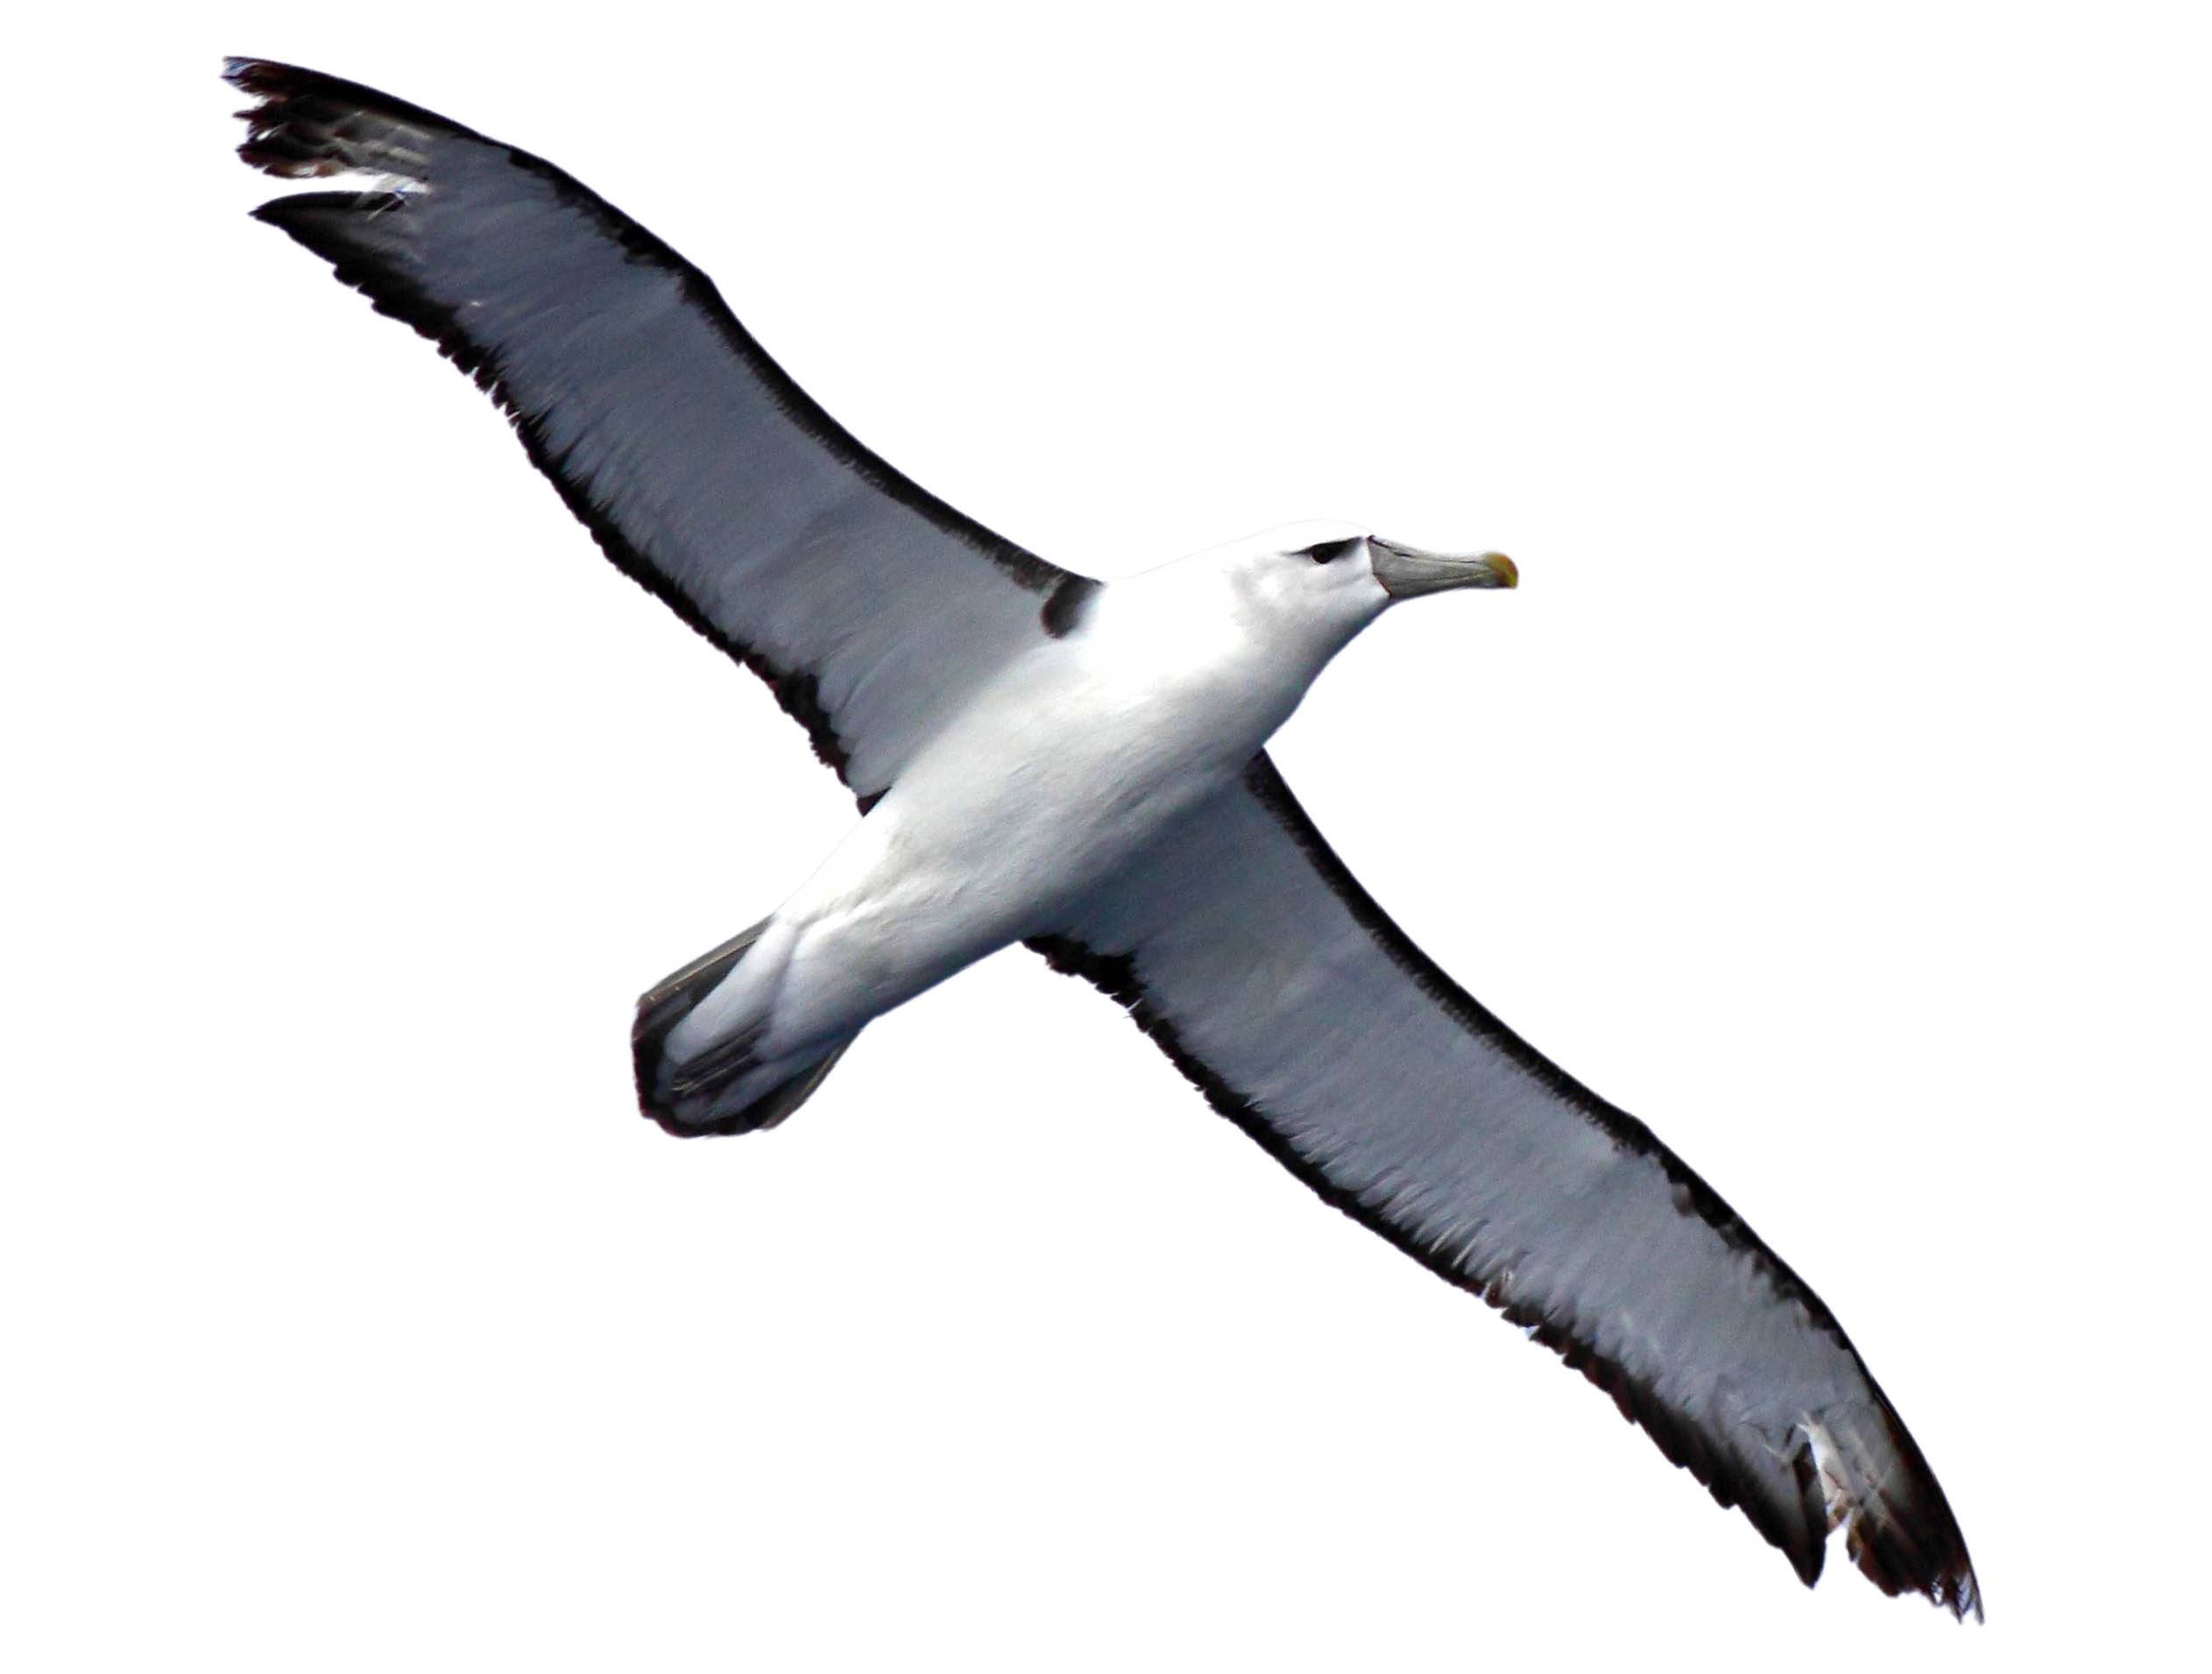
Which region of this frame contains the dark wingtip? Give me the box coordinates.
[222,55,317,100]
[1823,1395,1982,1621]
[224,54,480,179]
[221,54,275,91]
[1860,1531,1982,1623]
[1852,1495,1983,1623]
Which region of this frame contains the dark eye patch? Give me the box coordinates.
[1304,536,1363,565]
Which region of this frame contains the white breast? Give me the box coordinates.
[757,572,1322,1049]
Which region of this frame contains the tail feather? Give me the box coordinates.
[632,921,854,1137]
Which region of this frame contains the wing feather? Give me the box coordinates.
[227,59,1078,800]
[1032,754,1979,1616]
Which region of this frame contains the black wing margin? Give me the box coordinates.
[227,58,1079,802]
[1030,754,1979,1618]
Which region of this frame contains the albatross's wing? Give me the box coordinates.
[227,59,1084,803]
[1028,754,1979,1617]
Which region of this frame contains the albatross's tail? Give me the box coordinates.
[631,921,856,1136]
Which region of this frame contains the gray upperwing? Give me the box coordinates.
[1028,752,1978,1617]
[229,59,1079,801]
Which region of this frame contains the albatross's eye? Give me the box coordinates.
[1304,537,1362,565]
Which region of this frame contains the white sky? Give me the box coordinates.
[6,4,2207,1668]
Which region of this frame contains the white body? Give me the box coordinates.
[667,522,1393,1101]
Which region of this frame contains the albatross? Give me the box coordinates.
[226,58,1979,1617]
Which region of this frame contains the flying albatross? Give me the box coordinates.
[226,58,1979,1617]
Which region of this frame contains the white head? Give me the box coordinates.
[1169,519,1517,669]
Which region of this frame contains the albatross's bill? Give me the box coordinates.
[225,55,1980,1621]
[1370,538,1520,597]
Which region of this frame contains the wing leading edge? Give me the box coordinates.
[1031,754,1979,1617]
[227,58,1081,803]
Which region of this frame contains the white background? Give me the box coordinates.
[6,4,2207,1668]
